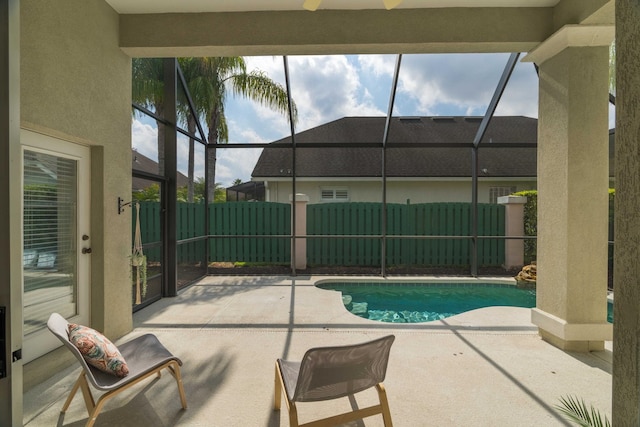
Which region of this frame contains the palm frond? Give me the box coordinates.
[231,70,297,124]
[555,395,611,427]
[132,58,165,108]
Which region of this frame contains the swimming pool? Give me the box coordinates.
[317,282,614,324]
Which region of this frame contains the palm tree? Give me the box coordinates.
[133,57,297,203]
[177,58,210,202]
[185,57,297,202]
[132,58,166,174]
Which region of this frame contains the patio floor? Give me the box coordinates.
[23,275,612,426]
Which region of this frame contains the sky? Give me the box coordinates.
[132,53,615,187]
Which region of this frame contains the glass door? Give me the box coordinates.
[21,130,90,363]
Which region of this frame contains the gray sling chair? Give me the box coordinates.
[274,334,395,427]
[47,313,187,427]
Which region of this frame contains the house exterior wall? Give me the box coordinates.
[263,179,537,204]
[20,0,132,350]
[613,0,640,423]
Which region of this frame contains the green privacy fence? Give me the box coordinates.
[133,202,208,263]
[177,202,206,263]
[136,201,505,267]
[307,202,505,267]
[306,202,382,266]
[209,202,291,263]
[133,201,162,264]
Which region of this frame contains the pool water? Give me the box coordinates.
[317,282,614,324]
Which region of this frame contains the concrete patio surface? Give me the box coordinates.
[23,275,612,426]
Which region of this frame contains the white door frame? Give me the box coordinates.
[21,129,91,363]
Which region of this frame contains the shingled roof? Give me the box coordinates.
[252,116,538,179]
[132,149,189,190]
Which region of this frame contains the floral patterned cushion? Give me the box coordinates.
[68,323,129,378]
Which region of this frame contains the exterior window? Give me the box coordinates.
[321,187,349,202]
[490,186,517,204]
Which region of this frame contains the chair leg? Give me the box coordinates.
[86,397,108,427]
[274,362,282,410]
[61,372,95,415]
[62,371,97,418]
[376,383,393,427]
[288,401,300,427]
[61,373,81,413]
[168,361,188,409]
[58,372,113,427]
[275,362,299,426]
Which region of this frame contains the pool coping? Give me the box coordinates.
[315,276,518,287]
[313,276,535,324]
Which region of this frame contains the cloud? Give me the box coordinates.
[495,58,539,118]
[176,134,206,180]
[396,54,537,117]
[246,55,385,132]
[609,103,616,129]
[215,126,271,186]
[355,53,538,118]
[133,117,209,181]
[243,53,539,128]
[216,148,263,187]
[358,54,396,78]
[131,118,158,161]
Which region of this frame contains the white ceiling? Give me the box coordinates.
[105,0,561,14]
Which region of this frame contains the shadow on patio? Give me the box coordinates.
[24,275,612,426]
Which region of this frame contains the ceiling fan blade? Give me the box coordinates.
[303,0,322,11]
[383,0,403,9]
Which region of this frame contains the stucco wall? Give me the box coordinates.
[537,46,610,324]
[21,0,132,338]
[265,179,536,204]
[613,0,640,423]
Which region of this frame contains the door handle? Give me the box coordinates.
[82,247,92,254]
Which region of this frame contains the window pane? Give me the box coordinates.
[177,133,206,203]
[132,119,162,176]
[23,150,78,335]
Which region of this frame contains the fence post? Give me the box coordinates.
[290,193,309,270]
[498,195,527,269]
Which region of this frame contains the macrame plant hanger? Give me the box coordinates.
[133,202,144,305]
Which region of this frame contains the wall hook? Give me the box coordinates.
[118,197,133,215]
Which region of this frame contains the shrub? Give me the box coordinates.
[512,189,615,267]
[512,190,538,264]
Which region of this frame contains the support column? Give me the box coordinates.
[164,58,178,297]
[524,29,613,351]
[613,0,640,423]
[498,195,526,269]
[0,0,21,425]
[290,194,308,270]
